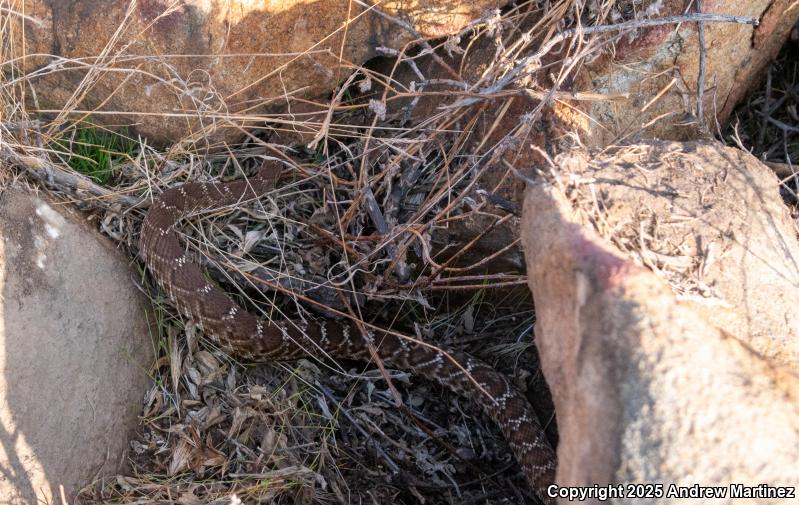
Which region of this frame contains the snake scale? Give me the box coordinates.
[140,161,557,503]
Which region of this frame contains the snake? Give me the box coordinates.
[139,160,557,503]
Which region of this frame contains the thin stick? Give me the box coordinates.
[757,66,773,150]
[696,1,707,122]
[421,279,529,291]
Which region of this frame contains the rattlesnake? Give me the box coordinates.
[140,161,557,503]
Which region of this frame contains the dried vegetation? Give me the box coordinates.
[725,34,799,206]
[1,1,791,504]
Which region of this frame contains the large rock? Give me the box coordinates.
[0,185,154,504]
[11,0,507,144]
[520,141,799,504]
[582,0,799,145]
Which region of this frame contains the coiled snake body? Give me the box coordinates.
[140,162,557,503]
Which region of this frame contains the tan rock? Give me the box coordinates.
[583,0,799,145]
[556,141,799,368]
[13,0,506,144]
[0,185,154,504]
[520,141,799,503]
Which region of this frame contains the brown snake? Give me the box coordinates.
[140,161,557,503]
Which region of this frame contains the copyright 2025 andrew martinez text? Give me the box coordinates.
[547,483,796,501]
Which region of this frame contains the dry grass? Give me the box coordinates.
[0,0,713,503]
[724,37,799,204]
